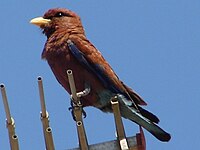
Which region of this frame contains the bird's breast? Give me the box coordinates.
[46,50,111,107]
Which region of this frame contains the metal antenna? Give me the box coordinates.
[67,70,89,150]
[0,76,146,150]
[37,77,55,150]
[111,96,129,150]
[0,84,19,150]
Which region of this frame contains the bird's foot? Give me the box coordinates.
[82,109,87,118]
[68,99,87,121]
[68,106,76,121]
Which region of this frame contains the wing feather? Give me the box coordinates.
[67,39,146,105]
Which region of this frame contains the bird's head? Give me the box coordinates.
[30,8,83,37]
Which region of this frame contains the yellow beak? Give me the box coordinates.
[30,17,51,27]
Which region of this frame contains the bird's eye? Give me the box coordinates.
[55,12,64,17]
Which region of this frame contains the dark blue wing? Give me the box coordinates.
[67,40,121,93]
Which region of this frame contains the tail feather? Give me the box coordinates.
[138,106,160,124]
[119,99,171,142]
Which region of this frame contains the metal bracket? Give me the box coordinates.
[0,84,19,150]
[37,77,55,150]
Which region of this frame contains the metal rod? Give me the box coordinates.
[1,84,12,124]
[67,69,89,150]
[40,112,55,150]
[111,96,129,150]
[6,118,19,150]
[0,84,19,150]
[37,77,55,150]
[37,77,47,117]
[74,107,89,150]
[67,70,78,102]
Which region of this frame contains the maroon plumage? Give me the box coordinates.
[30,8,171,142]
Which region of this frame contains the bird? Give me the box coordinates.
[30,8,171,142]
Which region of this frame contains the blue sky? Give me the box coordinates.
[1,0,200,149]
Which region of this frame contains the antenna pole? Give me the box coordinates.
[37,77,55,150]
[67,70,89,150]
[111,96,129,150]
[0,84,19,150]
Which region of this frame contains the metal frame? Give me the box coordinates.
[67,70,146,150]
[0,72,146,150]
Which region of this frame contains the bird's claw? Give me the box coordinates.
[68,99,87,121]
[68,106,76,121]
[82,109,87,118]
